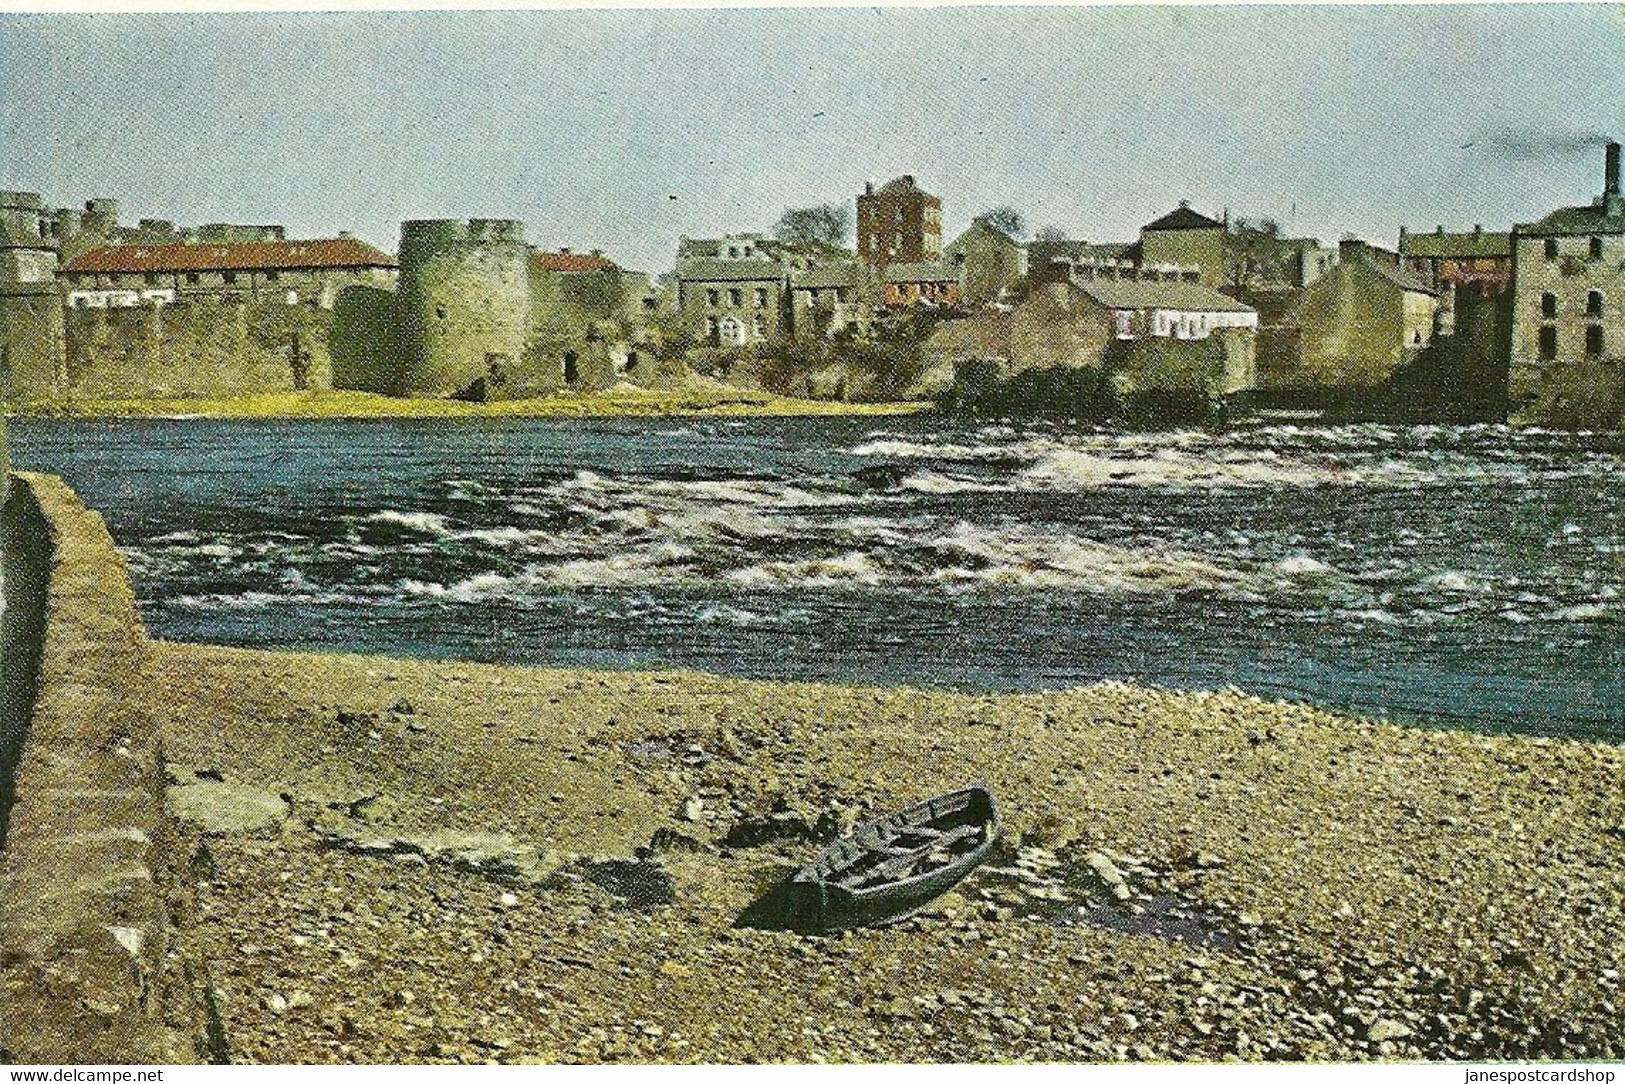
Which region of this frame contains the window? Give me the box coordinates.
[1542,293,1558,319]
[729,288,742,307]
[1589,291,1604,316]
[435,306,446,319]
[1539,326,1558,360]
[144,272,158,285]
[223,272,237,284]
[1591,237,1604,260]
[1587,325,1604,356]
[1544,238,1559,260]
[754,288,768,309]
[187,273,200,285]
[706,289,720,307]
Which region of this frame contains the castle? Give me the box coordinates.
[0,198,657,403]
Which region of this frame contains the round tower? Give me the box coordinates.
[396,218,530,397]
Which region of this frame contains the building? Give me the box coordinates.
[59,236,397,310]
[1399,225,1513,296]
[945,216,1028,306]
[1508,141,1625,427]
[1075,279,1259,343]
[856,175,943,267]
[673,233,866,345]
[1,191,67,395]
[880,261,959,309]
[1137,202,1229,287]
[1280,238,1440,388]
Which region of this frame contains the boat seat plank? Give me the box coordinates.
[838,823,985,888]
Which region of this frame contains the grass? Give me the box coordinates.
[9,384,930,421]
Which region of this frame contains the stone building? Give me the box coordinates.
[393,219,530,398]
[1137,203,1229,287]
[856,175,943,267]
[59,237,396,310]
[881,261,959,309]
[672,233,866,345]
[1399,225,1513,296]
[945,216,1029,307]
[1279,238,1440,388]
[0,191,67,397]
[787,263,868,340]
[1508,142,1625,427]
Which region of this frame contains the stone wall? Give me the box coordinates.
[35,299,337,402]
[0,473,195,1064]
[1509,232,1625,427]
[396,220,530,398]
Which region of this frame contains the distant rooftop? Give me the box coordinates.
[532,249,619,273]
[1142,203,1225,232]
[1399,228,1513,259]
[62,238,395,274]
[1514,201,1625,238]
[1078,279,1254,312]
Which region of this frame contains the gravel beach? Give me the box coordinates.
[146,641,1623,1064]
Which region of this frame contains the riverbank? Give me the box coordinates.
[6,385,928,421]
[3,470,1621,1064]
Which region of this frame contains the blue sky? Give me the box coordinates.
[2,6,1621,271]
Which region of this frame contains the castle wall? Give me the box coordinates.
[47,299,336,401]
[396,220,530,398]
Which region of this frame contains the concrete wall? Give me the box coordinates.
[0,473,195,1064]
[1288,260,1436,388]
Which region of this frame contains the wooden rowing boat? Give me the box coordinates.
[785,784,1001,933]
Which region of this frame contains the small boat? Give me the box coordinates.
[786,784,1001,933]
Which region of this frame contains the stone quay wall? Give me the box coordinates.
[0,472,195,1064]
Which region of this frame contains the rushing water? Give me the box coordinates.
[8,416,1621,741]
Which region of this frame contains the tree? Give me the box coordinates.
[979,206,1027,239]
[1223,217,1294,290]
[773,204,851,247]
[1033,225,1071,244]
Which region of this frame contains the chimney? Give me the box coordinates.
[865,181,873,196]
[903,174,914,186]
[1436,225,1445,235]
[1473,224,1483,236]
[560,246,571,254]
[1608,141,1621,196]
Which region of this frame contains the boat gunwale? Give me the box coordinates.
[792,784,1001,901]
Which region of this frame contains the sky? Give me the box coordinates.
[2,6,1623,272]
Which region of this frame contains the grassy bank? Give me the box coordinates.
[9,385,929,421]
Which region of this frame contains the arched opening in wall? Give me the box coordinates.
[624,350,639,373]
[563,350,579,385]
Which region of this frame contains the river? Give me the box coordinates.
[8,416,1621,741]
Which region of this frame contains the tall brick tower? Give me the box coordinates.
[856,175,942,267]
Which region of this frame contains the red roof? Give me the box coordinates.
[61,238,396,274]
[532,249,618,273]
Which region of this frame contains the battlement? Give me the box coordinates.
[401,218,527,248]
[1,191,44,210]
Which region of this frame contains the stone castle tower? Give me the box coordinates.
[0,191,67,398]
[395,218,530,397]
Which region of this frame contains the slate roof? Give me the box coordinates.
[790,264,864,289]
[1513,202,1625,238]
[946,218,1022,253]
[1142,204,1225,232]
[61,238,396,273]
[883,260,960,284]
[675,259,786,283]
[1078,280,1255,313]
[1352,255,1438,296]
[875,175,934,197]
[1399,230,1513,259]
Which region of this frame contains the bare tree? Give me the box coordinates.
[774,204,852,247]
[1033,225,1071,244]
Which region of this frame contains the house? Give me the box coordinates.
[923,278,1257,391]
[881,261,960,309]
[945,216,1028,306]
[856,175,943,267]
[1399,225,1513,296]
[59,237,397,310]
[672,233,863,345]
[1507,141,1625,426]
[787,262,869,338]
[1280,239,1440,388]
[1137,202,1229,286]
